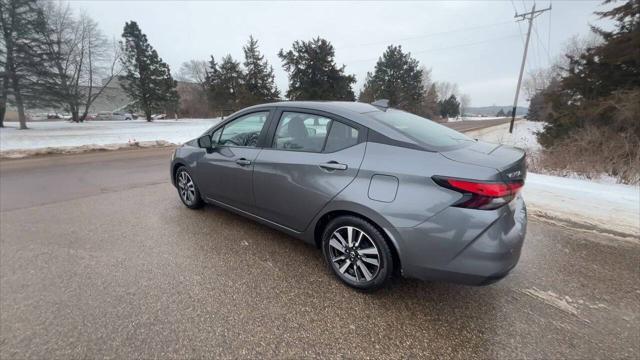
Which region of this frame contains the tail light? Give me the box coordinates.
[433,176,524,210]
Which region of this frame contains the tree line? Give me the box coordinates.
[525,0,639,183]
[183,38,467,119]
[1,0,469,129]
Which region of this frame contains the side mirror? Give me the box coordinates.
[198,134,213,149]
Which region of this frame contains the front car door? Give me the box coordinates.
[197,110,271,211]
[252,109,367,232]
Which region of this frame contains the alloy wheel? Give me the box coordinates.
[177,170,196,205]
[327,226,381,282]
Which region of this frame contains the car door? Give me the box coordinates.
[252,109,366,232]
[197,111,271,212]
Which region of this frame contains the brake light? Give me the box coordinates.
[433,177,524,210]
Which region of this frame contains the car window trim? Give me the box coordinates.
[269,109,332,153]
[265,107,366,153]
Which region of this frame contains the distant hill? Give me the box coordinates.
[465,106,527,117]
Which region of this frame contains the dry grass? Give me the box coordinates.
[529,126,640,184]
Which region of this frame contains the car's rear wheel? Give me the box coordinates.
[322,216,393,291]
[176,166,203,209]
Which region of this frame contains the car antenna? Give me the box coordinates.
[371,99,390,111]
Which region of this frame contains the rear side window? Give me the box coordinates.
[273,112,331,152]
[371,109,472,149]
[325,121,359,152]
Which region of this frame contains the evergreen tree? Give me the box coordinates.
[526,91,545,121]
[205,56,223,114]
[1,0,57,129]
[357,73,377,104]
[218,55,245,112]
[496,108,506,117]
[243,36,279,105]
[119,21,179,121]
[359,45,424,113]
[438,94,460,118]
[278,37,356,100]
[539,0,640,145]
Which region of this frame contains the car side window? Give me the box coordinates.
[218,112,268,147]
[273,112,331,152]
[324,121,359,152]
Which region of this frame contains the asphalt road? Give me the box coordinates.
[1,148,638,359]
[442,117,515,132]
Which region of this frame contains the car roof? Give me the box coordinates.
[243,101,418,144]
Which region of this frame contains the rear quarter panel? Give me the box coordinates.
[334,142,500,228]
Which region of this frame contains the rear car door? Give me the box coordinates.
[253,109,366,232]
[197,111,271,212]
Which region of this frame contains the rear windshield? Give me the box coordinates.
[370,109,473,149]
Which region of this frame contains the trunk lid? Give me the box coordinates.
[440,141,527,182]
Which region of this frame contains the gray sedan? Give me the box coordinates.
[170,101,527,291]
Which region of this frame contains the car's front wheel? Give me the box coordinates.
[322,216,393,291]
[175,166,203,209]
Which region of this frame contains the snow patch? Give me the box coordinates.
[464,120,544,151]
[520,288,579,316]
[0,140,177,159]
[524,173,640,239]
[461,116,511,121]
[0,118,219,152]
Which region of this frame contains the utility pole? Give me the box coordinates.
[509,2,552,133]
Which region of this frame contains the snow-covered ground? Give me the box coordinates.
[0,119,219,152]
[464,120,544,152]
[468,120,639,239]
[524,174,639,239]
[461,116,510,121]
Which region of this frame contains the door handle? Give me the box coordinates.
[319,161,348,171]
[235,158,251,166]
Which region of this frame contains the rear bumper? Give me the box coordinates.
[395,194,527,285]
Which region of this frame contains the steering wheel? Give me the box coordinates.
[222,138,241,146]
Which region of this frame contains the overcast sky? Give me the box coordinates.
[70,0,612,107]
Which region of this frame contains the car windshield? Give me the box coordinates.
[370,109,473,149]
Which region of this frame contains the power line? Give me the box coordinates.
[533,22,551,64]
[548,0,553,65]
[510,0,519,13]
[345,33,521,64]
[336,20,514,50]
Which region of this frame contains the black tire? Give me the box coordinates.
[322,215,394,291]
[175,166,204,209]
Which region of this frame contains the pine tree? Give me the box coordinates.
[438,94,460,118]
[205,56,222,114]
[539,0,640,145]
[1,0,58,129]
[278,37,356,100]
[119,21,179,121]
[359,45,424,113]
[243,36,279,105]
[496,108,506,117]
[526,92,544,121]
[217,55,245,113]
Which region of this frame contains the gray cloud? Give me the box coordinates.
[71,0,608,106]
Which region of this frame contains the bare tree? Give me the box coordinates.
[176,59,208,88]
[0,67,6,128]
[0,0,55,129]
[40,2,120,122]
[459,94,471,117]
[435,81,459,101]
[79,35,121,121]
[523,34,603,99]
